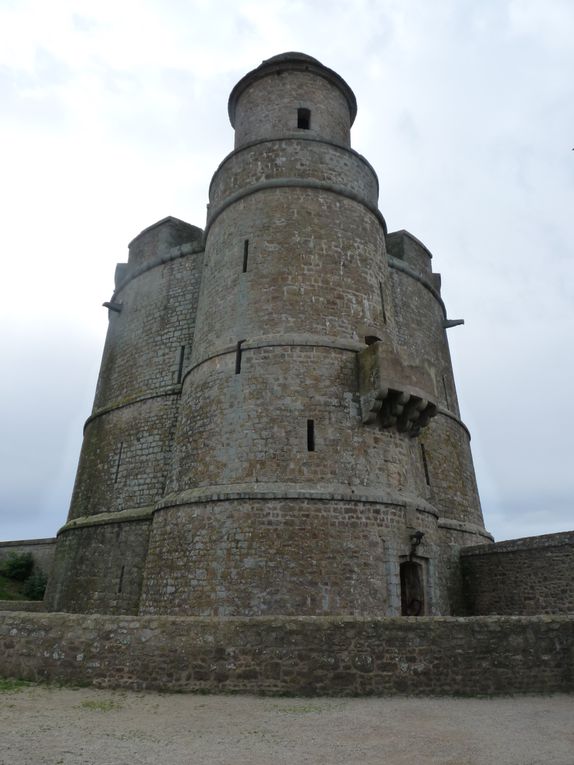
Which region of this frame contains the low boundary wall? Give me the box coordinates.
[1,612,572,696]
[0,601,46,612]
[462,531,574,615]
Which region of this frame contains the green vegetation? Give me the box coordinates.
[0,553,47,601]
[0,678,34,693]
[22,570,48,599]
[0,552,34,581]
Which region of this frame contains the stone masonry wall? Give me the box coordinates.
[421,414,483,528]
[462,531,574,615]
[0,612,571,695]
[0,601,46,612]
[45,519,151,614]
[209,139,378,208]
[140,498,447,617]
[233,69,352,149]
[0,539,55,578]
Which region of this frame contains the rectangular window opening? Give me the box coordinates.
[379,281,387,324]
[420,443,431,486]
[176,345,186,384]
[114,442,124,484]
[235,340,244,375]
[307,419,315,452]
[297,108,311,130]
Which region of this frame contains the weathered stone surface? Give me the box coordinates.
[45,53,491,617]
[0,612,571,696]
[0,539,55,579]
[462,532,574,615]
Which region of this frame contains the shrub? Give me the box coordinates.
[23,570,48,600]
[0,552,34,581]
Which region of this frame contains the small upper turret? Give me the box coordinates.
[228,52,357,149]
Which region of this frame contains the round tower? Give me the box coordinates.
[139,53,491,617]
[45,217,205,614]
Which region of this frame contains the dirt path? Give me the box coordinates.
[0,683,572,764]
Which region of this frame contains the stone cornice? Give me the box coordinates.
[204,178,387,237]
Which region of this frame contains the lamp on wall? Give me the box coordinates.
[410,530,425,556]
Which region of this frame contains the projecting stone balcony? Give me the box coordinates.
[358,341,438,437]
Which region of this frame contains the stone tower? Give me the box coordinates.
[45,53,492,617]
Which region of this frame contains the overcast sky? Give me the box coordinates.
[0,0,572,543]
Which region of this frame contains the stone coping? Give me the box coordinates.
[208,135,379,198]
[0,538,55,547]
[0,601,46,612]
[55,488,493,539]
[462,530,574,556]
[84,387,181,432]
[438,518,494,540]
[204,178,388,236]
[55,488,440,534]
[154,483,440,516]
[59,506,154,535]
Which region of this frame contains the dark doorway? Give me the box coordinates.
[400,561,425,616]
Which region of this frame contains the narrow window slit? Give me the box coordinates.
[307,419,315,452]
[242,239,249,273]
[176,345,185,383]
[235,340,244,374]
[118,565,125,593]
[379,281,387,324]
[420,443,431,486]
[297,108,311,129]
[114,442,123,484]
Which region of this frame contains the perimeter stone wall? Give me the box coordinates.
[0,539,55,578]
[0,601,46,612]
[462,531,574,615]
[0,612,572,696]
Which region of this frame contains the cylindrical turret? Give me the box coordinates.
[229,52,356,149]
[45,217,204,614]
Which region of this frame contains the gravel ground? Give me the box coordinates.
[0,683,572,765]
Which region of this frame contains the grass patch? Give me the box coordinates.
[80,699,122,712]
[0,678,35,693]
